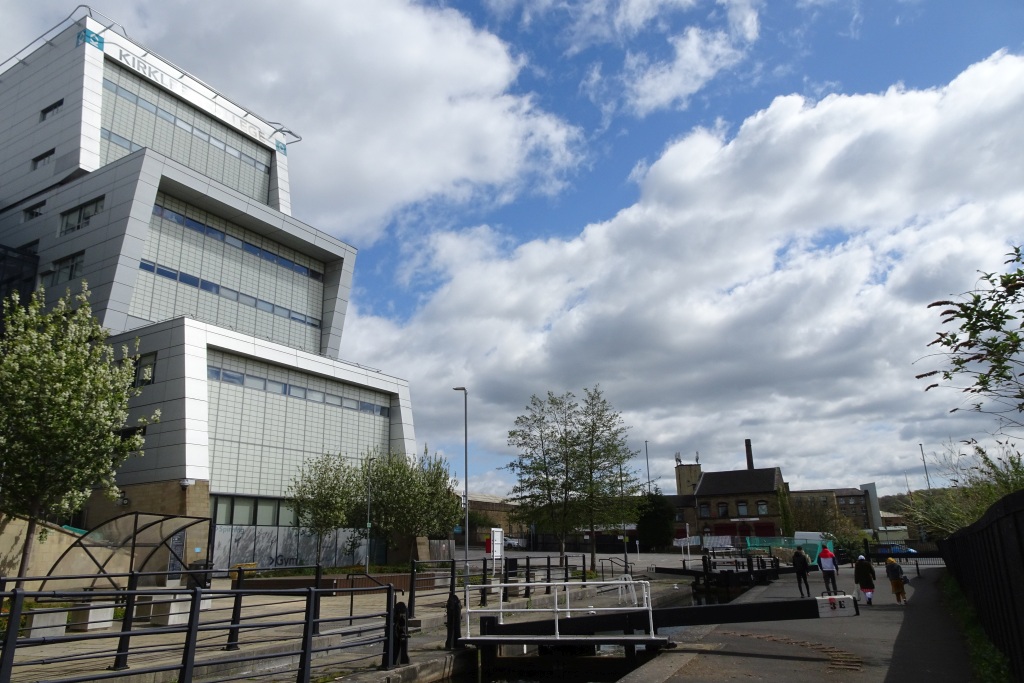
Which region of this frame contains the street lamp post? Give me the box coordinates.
[453,387,469,635]
[644,440,651,494]
[365,457,375,574]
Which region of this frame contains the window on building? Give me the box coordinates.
[698,503,710,518]
[256,499,278,526]
[134,352,156,387]
[736,501,748,516]
[757,500,769,515]
[214,497,231,525]
[717,502,729,517]
[278,502,297,527]
[40,99,64,121]
[48,252,84,286]
[22,202,45,222]
[32,149,55,170]
[60,196,105,235]
[233,498,255,526]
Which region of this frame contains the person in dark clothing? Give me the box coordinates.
[854,555,876,605]
[792,546,811,597]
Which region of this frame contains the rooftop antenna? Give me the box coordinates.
[695,451,699,464]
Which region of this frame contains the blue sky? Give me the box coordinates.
[6,1,1024,498]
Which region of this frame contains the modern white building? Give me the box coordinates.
[0,8,416,569]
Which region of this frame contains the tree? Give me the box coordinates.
[900,439,1024,538]
[0,285,158,583]
[917,246,1024,432]
[635,491,675,551]
[286,453,359,562]
[505,387,643,568]
[356,447,462,561]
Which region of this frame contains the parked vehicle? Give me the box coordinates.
[504,538,525,549]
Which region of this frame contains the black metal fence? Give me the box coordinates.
[0,568,402,683]
[939,489,1024,681]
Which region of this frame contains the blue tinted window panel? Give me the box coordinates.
[200,280,219,294]
[359,402,375,414]
[138,98,157,114]
[288,385,306,399]
[163,209,185,225]
[157,108,175,123]
[273,305,289,318]
[220,287,239,301]
[139,260,156,272]
[259,249,278,264]
[117,86,138,104]
[207,366,221,380]
[206,227,225,241]
[225,234,243,249]
[156,266,178,280]
[379,407,390,418]
[293,263,309,276]
[239,293,257,307]
[175,119,193,133]
[222,370,244,385]
[184,217,206,233]
[179,272,200,287]
[290,311,306,324]
[243,375,266,390]
[267,380,287,395]
[307,390,325,403]
[243,242,261,256]
[152,205,163,217]
[256,299,273,313]
[103,79,117,92]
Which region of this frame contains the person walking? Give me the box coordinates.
[854,555,876,605]
[885,557,908,604]
[817,546,839,595]
[792,546,811,597]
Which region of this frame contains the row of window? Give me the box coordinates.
[61,196,105,235]
[698,500,769,518]
[48,252,84,287]
[103,78,271,174]
[152,203,325,283]
[214,495,297,527]
[207,364,391,417]
[138,259,322,328]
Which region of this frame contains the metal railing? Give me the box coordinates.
[463,578,654,637]
[940,489,1024,681]
[0,569,401,683]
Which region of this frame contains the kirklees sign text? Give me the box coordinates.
[113,48,182,94]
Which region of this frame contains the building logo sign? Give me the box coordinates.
[275,140,287,156]
[76,29,104,51]
[113,48,182,94]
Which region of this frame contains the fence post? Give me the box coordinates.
[224,567,246,651]
[450,560,456,594]
[0,588,26,681]
[480,557,488,606]
[524,557,531,598]
[381,588,399,670]
[580,555,586,585]
[313,564,323,636]
[408,560,417,619]
[110,570,140,671]
[296,587,317,683]
[178,587,204,683]
[546,556,552,594]
[563,561,569,585]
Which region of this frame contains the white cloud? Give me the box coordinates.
[623,26,746,115]
[347,51,1024,496]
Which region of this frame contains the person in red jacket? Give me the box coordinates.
[817,546,839,595]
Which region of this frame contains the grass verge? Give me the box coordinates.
[941,573,1012,682]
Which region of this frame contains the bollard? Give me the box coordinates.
[444,592,463,649]
[386,601,411,667]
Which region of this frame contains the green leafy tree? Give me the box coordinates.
[358,447,462,560]
[286,453,359,562]
[900,440,1024,538]
[635,491,675,551]
[0,285,158,583]
[917,246,1024,431]
[506,387,643,567]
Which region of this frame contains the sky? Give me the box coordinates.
[5,1,1024,499]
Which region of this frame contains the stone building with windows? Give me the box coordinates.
[0,9,415,570]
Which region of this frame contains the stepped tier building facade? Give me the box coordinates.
[0,9,415,569]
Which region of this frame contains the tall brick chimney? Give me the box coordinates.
[745,439,754,470]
